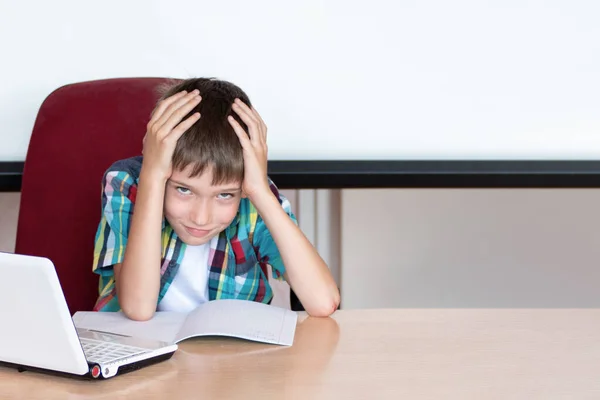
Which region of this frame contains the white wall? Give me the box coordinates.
[2,0,600,161]
[341,189,600,308]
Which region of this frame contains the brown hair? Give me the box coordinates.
[158,77,252,185]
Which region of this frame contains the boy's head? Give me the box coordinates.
[158,77,252,245]
[158,77,252,183]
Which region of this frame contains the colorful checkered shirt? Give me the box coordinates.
[92,156,296,312]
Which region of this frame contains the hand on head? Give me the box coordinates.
[142,90,202,181]
[228,99,270,200]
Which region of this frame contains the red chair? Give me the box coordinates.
[15,77,171,314]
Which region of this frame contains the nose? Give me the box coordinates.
[189,199,212,227]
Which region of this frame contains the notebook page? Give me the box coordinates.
[176,299,298,346]
[72,311,187,343]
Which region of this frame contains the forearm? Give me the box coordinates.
[117,169,165,320]
[252,192,340,317]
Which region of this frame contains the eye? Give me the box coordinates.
[217,193,234,199]
[176,186,192,195]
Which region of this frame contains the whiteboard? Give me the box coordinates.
[1,0,599,162]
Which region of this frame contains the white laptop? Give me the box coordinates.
[0,252,178,379]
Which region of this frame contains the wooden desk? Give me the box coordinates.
[1,309,599,399]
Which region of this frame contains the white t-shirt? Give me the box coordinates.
[157,236,217,312]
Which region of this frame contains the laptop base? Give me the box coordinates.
[0,351,175,380]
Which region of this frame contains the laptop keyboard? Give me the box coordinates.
[81,337,150,364]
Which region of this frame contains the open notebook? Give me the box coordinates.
[72,299,298,346]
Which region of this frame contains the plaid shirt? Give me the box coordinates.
[92,156,296,312]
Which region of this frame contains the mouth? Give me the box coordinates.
[184,226,212,238]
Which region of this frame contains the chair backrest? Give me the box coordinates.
[16,77,171,314]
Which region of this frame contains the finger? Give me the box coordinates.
[250,106,267,139]
[232,100,260,144]
[262,141,268,156]
[158,94,202,138]
[228,115,252,149]
[165,112,201,144]
[155,90,200,128]
[150,90,188,122]
[251,107,267,146]
[155,90,200,130]
[149,90,188,125]
[233,99,258,123]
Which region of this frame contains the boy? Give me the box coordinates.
[92,78,340,320]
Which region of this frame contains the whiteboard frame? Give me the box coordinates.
[4,160,600,192]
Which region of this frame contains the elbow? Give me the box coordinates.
[305,289,340,318]
[115,281,158,321]
[120,303,156,321]
[306,301,338,317]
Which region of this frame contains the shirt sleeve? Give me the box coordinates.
[92,170,137,277]
[252,180,298,280]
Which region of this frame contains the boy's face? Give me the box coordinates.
[164,165,243,246]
